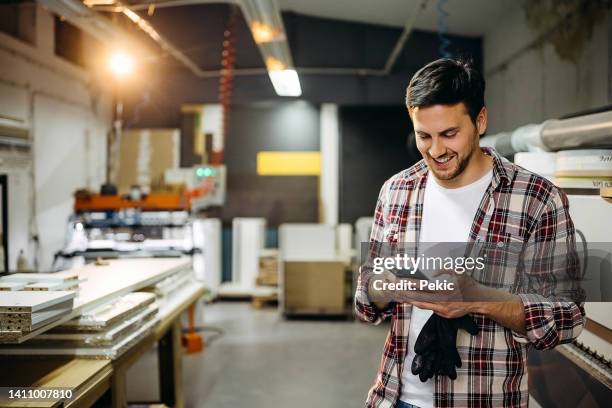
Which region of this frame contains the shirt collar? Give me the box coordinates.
[481,146,513,190]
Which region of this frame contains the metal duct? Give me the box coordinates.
[541,110,612,151]
[479,131,517,157]
[482,110,612,155]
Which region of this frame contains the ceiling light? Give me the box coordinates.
[109,51,134,77]
[265,57,286,71]
[268,69,302,97]
[251,21,281,44]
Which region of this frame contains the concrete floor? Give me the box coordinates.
[127,301,388,408]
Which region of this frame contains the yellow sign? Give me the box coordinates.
[257,151,320,176]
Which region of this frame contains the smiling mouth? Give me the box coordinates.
[432,155,453,164]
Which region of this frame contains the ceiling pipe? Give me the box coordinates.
[119,5,212,76]
[47,0,428,78]
[119,0,234,10]
[88,0,428,78]
[383,0,429,75]
[38,0,154,60]
[41,0,228,77]
[81,0,302,94]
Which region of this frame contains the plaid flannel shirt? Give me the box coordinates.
[355,147,585,408]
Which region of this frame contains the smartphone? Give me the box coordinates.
[393,267,429,280]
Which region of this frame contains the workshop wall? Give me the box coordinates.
[339,105,419,225]
[0,5,112,271]
[221,101,320,227]
[484,4,610,133]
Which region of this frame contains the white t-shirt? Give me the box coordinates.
[400,169,493,407]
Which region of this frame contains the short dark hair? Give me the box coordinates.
[405,58,485,123]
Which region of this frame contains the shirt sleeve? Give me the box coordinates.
[512,188,585,349]
[354,181,396,325]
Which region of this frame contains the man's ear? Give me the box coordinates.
[476,106,488,136]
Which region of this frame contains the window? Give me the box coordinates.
[0,1,36,45]
[54,16,85,67]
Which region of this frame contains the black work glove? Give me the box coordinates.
[411,314,439,382]
[411,314,479,382]
[411,347,439,382]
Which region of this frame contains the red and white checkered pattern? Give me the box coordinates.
[355,148,585,408]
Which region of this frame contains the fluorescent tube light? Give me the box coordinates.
[268,69,302,97]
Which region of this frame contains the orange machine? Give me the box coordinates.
[74,193,189,212]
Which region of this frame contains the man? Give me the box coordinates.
[355,58,585,408]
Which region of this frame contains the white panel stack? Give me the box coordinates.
[217,218,271,298]
[1,292,158,359]
[0,271,81,292]
[0,291,75,341]
[232,218,266,288]
[279,223,336,261]
[556,149,612,177]
[513,152,557,180]
[355,217,374,245]
[336,223,354,263]
[554,149,612,189]
[192,218,222,296]
[55,292,156,332]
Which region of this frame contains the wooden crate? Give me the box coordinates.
[256,251,279,287]
[251,293,278,309]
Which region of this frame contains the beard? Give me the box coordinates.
[428,134,479,181]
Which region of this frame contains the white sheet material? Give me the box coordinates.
[0,291,75,312]
[400,169,492,407]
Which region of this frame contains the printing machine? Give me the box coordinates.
[54,165,226,277]
[53,193,196,271]
[482,110,612,405]
[53,188,223,306]
[528,190,612,407]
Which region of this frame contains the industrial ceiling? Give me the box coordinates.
[278,0,521,36]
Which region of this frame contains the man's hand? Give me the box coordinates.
[409,270,483,318]
[369,268,527,334]
[413,282,527,335]
[410,301,476,319]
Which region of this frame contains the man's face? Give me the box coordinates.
[410,103,486,181]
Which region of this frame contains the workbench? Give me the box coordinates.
[0,258,205,408]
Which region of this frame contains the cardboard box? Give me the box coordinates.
[257,254,279,286]
[283,261,346,314]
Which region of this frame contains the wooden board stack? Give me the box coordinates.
[0,271,82,292]
[144,268,193,299]
[54,291,156,332]
[0,292,159,359]
[0,291,76,341]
